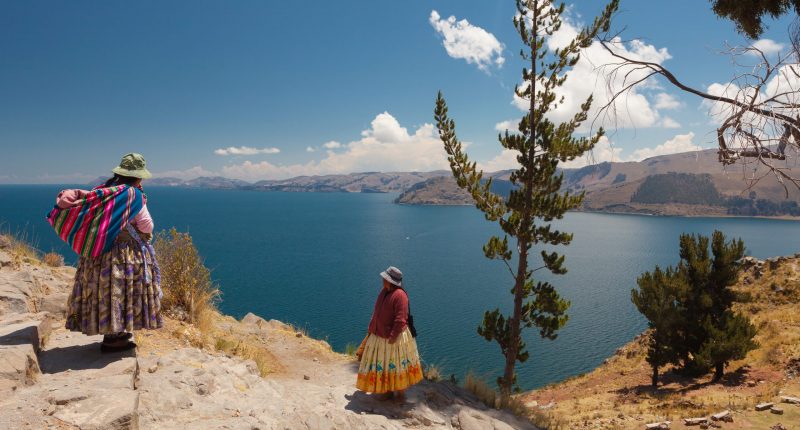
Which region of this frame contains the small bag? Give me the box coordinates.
[399,288,417,338]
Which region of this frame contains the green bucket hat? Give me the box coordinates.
[112,153,152,179]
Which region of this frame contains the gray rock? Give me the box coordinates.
[0,343,40,393]
[54,390,140,430]
[241,312,268,327]
[36,292,69,318]
[0,312,53,352]
[0,250,12,268]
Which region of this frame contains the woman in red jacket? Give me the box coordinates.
[355,266,423,401]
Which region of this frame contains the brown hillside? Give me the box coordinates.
[520,254,800,429]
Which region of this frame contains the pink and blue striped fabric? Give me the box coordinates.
[47,185,143,259]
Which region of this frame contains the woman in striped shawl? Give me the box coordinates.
[49,153,162,353]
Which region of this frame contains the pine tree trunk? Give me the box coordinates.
[713,362,724,382]
[501,240,528,399]
[651,366,659,387]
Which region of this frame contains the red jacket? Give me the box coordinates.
[367,287,408,340]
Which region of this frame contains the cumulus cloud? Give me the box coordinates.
[322,141,342,149]
[429,10,505,72]
[660,117,681,129]
[217,112,450,181]
[749,39,785,56]
[511,15,672,130]
[306,146,316,153]
[479,149,520,172]
[561,136,624,168]
[654,93,682,110]
[214,146,280,156]
[628,132,700,161]
[153,165,217,180]
[494,119,518,132]
[510,133,703,172]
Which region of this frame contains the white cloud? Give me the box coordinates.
[479,149,520,172]
[512,16,672,130]
[153,165,216,180]
[214,146,280,156]
[322,141,342,149]
[510,132,701,170]
[654,93,682,110]
[660,117,681,129]
[429,10,505,72]
[306,146,316,153]
[217,112,450,181]
[628,132,700,161]
[494,119,518,132]
[561,136,623,168]
[749,39,785,56]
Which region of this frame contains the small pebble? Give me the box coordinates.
[304,375,310,380]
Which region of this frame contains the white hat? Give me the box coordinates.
[379,266,403,287]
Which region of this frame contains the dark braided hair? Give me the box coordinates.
[103,174,141,188]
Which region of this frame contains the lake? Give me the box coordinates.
[1,185,799,390]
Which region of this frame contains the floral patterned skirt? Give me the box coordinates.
[65,236,162,336]
[356,328,423,393]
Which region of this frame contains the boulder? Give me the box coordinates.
[755,402,774,411]
[0,250,12,268]
[0,312,53,352]
[241,312,268,327]
[711,410,732,422]
[780,395,800,404]
[0,343,40,393]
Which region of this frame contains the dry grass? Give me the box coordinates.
[423,363,444,382]
[0,231,41,268]
[465,371,498,408]
[154,228,220,333]
[42,252,64,267]
[213,333,275,377]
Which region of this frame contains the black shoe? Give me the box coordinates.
[100,341,137,353]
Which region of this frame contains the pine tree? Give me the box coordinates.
[633,230,757,383]
[631,266,685,386]
[684,231,756,381]
[433,0,618,399]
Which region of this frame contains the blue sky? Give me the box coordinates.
[0,0,795,183]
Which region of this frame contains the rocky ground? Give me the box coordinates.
[0,236,534,430]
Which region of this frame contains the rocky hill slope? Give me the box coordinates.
[0,235,534,430]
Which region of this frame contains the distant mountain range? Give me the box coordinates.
[90,149,800,217]
[92,171,449,193]
[394,149,800,217]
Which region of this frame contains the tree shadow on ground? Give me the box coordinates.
[615,366,751,398]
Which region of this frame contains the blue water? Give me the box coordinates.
[2,185,799,390]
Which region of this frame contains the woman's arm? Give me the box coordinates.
[387,290,409,343]
[131,205,154,234]
[55,189,89,208]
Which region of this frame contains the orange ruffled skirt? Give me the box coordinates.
[356,328,423,393]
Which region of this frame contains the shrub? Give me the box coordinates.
[423,363,443,382]
[465,372,498,408]
[153,228,220,330]
[43,252,64,267]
